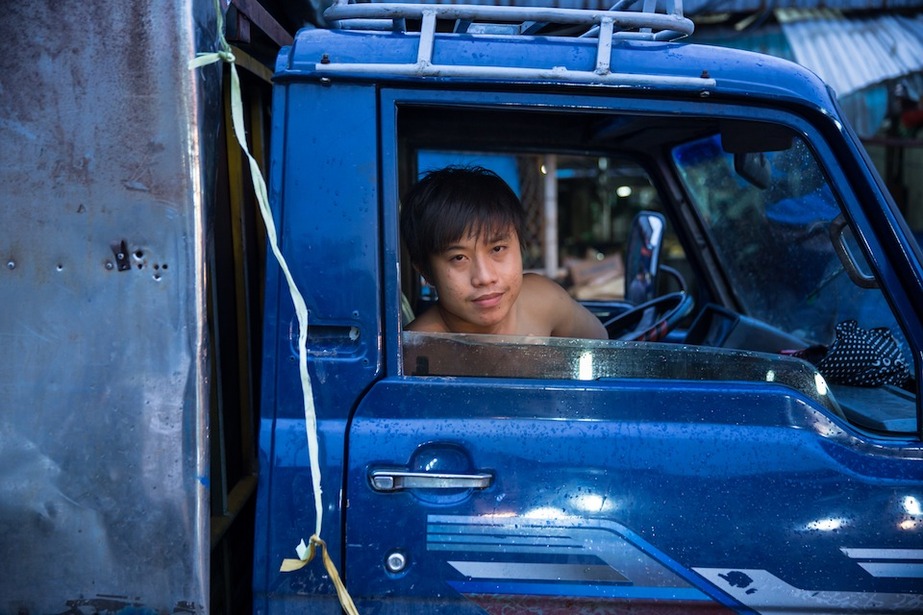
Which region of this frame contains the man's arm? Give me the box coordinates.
[558,296,609,340]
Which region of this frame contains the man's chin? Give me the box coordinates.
[469,315,508,332]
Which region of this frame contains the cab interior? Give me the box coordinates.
[394,102,919,436]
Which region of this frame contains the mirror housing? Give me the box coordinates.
[720,120,793,154]
[625,211,665,304]
[734,152,771,189]
[721,120,793,190]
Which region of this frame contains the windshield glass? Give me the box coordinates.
[672,132,902,348]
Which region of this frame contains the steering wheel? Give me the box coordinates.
[603,291,695,342]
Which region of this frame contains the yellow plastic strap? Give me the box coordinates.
[191,2,356,611]
[280,536,360,615]
[228,60,324,536]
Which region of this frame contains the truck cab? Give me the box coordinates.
[254,2,923,612]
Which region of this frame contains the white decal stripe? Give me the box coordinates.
[448,561,629,583]
[857,562,923,578]
[427,519,584,556]
[428,532,580,547]
[695,568,923,613]
[841,548,923,560]
[427,523,577,538]
[426,515,702,593]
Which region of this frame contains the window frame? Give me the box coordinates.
[380,87,921,437]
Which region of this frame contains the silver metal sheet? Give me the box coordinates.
[0,0,217,611]
[362,0,923,13]
[779,9,923,97]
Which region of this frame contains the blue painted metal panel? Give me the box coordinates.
[274,80,382,418]
[253,79,383,610]
[344,377,923,612]
[278,26,833,107]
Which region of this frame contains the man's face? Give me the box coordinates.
[425,224,523,333]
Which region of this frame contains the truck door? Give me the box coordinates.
[341,92,923,615]
[345,332,923,614]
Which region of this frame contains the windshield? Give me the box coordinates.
[672,132,903,348]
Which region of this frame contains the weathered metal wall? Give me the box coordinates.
[0,1,218,612]
[379,0,923,12]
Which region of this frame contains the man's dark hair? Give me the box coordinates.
[400,165,526,277]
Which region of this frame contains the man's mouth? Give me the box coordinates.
[472,292,503,309]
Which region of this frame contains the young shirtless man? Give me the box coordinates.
[400,165,608,339]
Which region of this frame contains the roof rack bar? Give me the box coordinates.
[596,17,614,74]
[310,60,715,90]
[325,2,694,41]
[314,1,704,84]
[325,4,685,29]
[418,9,436,65]
[642,0,656,34]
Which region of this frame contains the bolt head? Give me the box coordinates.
[385,551,406,573]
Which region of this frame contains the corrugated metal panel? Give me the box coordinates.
[779,9,923,95]
[366,0,923,13]
[684,0,923,11]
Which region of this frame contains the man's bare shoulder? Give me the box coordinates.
[405,306,447,333]
[521,272,572,302]
[521,273,607,339]
[518,273,577,328]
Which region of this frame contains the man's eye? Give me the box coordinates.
[492,245,507,253]
[449,254,466,262]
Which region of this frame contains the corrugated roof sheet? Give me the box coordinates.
[687,0,923,12]
[377,0,923,12]
[778,9,923,95]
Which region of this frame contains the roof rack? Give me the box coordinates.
[310,1,709,89]
[324,0,694,42]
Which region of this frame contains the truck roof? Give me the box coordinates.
[274,0,834,111]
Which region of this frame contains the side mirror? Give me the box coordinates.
[625,211,665,305]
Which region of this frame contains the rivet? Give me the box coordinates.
[105,261,114,270]
[6,260,14,270]
[385,551,406,573]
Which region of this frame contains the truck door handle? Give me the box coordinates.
[369,468,493,492]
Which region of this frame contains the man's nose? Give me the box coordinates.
[470,255,498,286]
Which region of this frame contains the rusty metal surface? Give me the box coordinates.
[0,0,218,612]
[358,0,923,12]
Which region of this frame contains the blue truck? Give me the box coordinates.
[5,1,922,613]
[253,1,923,613]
